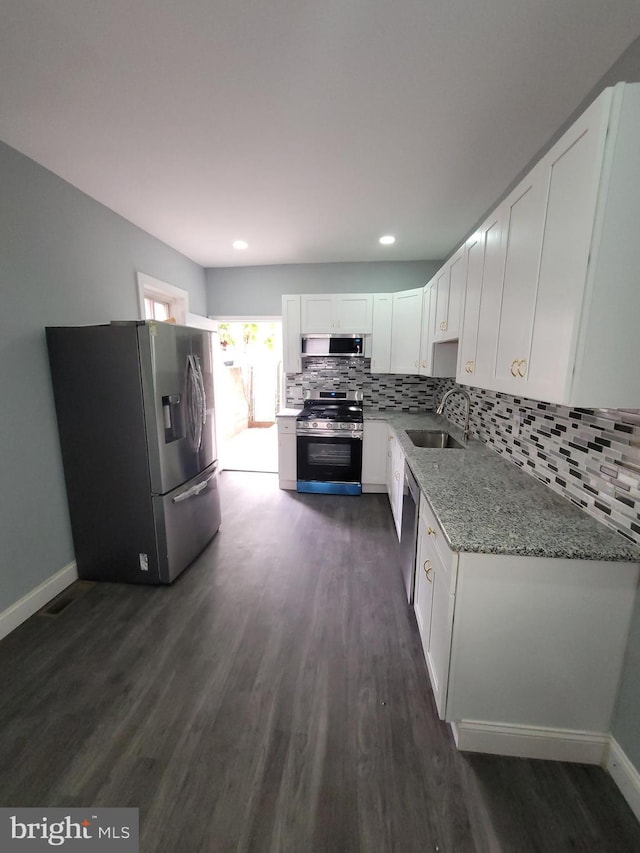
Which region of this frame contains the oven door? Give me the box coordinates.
[297,433,362,495]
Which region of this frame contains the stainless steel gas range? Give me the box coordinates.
[296,389,363,495]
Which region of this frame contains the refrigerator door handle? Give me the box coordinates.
[172,468,218,503]
[195,356,207,427]
[186,355,204,452]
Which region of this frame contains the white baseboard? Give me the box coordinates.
[0,561,78,641]
[452,720,609,765]
[605,737,640,823]
[362,483,386,493]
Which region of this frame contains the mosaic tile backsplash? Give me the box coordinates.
[285,357,434,410]
[285,359,640,546]
[433,379,640,547]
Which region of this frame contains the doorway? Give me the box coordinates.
[212,320,282,473]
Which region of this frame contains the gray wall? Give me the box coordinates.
[205,260,442,316]
[444,33,640,263]
[0,141,206,613]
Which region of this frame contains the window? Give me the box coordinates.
[137,273,189,325]
[144,297,171,321]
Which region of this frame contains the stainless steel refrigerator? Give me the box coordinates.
[46,320,222,584]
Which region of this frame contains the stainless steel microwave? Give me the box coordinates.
[301,334,364,357]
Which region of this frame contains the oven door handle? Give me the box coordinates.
[297,431,363,439]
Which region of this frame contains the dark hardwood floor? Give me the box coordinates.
[2,471,639,852]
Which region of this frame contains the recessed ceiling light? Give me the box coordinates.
[379,235,396,245]
[232,239,248,250]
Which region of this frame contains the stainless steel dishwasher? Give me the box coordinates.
[400,463,419,604]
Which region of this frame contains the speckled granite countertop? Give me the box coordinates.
[367,410,640,562]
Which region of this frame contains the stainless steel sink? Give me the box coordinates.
[405,429,464,449]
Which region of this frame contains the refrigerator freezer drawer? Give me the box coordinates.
[153,462,222,583]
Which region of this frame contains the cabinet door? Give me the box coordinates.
[457,230,484,382]
[492,162,548,393]
[335,294,373,333]
[432,248,464,343]
[371,294,392,373]
[362,421,388,484]
[432,266,450,343]
[414,517,435,667]
[385,428,395,498]
[300,295,334,332]
[446,249,465,340]
[277,430,297,482]
[525,93,610,404]
[414,497,457,718]
[386,431,404,539]
[281,295,301,373]
[474,208,506,389]
[418,285,433,376]
[457,209,506,388]
[391,441,405,540]
[390,288,422,374]
[427,557,456,718]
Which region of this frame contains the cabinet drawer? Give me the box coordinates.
[419,494,456,589]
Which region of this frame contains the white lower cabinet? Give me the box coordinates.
[385,429,405,539]
[414,495,457,717]
[414,495,639,758]
[276,416,297,490]
[362,420,388,490]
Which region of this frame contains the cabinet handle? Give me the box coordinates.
[510,359,518,377]
[517,359,527,378]
[427,526,437,536]
[440,320,447,332]
[395,471,400,480]
[415,361,419,368]
[423,560,433,582]
[421,360,427,368]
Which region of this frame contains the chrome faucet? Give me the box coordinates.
[436,388,472,443]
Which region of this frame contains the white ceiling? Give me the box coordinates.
[2,1,640,268]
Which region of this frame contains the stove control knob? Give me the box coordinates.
[312,421,318,428]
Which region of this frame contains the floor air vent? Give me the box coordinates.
[38,581,95,617]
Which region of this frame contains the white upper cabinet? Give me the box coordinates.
[525,87,616,405]
[432,248,465,343]
[492,159,549,394]
[457,230,484,383]
[456,208,506,388]
[300,293,373,333]
[390,288,423,374]
[421,282,458,378]
[281,294,301,373]
[370,293,393,374]
[487,83,640,407]
[474,209,506,388]
[418,285,434,376]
